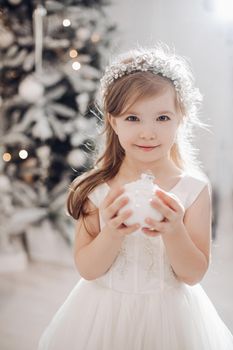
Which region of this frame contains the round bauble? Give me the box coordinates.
[67,149,86,168]
[19,75,44,103]
[118,173,164,228]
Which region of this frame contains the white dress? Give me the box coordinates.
[38,173,233,350]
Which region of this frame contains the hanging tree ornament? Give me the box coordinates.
[18,4,47,103]
[67,149,87,168]
[19,74,44,103]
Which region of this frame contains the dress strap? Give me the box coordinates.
[87,183,109,208]
[172,174,211,210]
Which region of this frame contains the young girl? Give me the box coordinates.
[38,44,233,349]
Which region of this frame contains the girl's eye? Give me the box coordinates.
[125,115,139,121]
[157,115,170,121]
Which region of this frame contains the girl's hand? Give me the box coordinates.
[100,186,140,239]
[142,189,185,237]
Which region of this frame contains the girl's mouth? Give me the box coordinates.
[135,145,159,151]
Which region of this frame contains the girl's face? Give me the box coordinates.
[109,87,182,165]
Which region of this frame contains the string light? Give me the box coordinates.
[91,32,101,43]
[63,19,71,27]
[69,49,78,58]
[19,149,28,159]
[72,61,81,70]
[3,152,11,162]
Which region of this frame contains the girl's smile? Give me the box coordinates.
[135,144,160,151]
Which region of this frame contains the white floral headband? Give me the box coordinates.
[100,47,203,119]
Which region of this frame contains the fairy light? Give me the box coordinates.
[91,32,101,43]
[69,49,78,58]
[72,61,81,70]
[63,19,71,27]
[3,152,11,162]
[19,149,28,159]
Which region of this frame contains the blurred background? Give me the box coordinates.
[0,0,233,349]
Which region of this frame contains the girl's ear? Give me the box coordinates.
[108,114,118,134]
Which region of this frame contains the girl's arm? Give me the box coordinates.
[74,206,124,280]
[162,185,212,285]
[74,187,139,280]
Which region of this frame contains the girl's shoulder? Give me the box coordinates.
[175,171,211,210]
[70,168,105,207]
[87,182,109,208]
[182,170,211,190]
[78,169,108,208]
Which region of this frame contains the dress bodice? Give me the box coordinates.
[95,231,180,294]
[88,173,210,294]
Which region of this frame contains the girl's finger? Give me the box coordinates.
[150,197,174,221]
[120,223,140,235]
[102,186,125,208]
[155,189,181,212]
[107,195,129,218]
[144,218,165,232]
[142,227,161,237]
[110,209,132,228]
[141,227,161,237]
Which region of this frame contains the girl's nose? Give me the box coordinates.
[139,128,157,140]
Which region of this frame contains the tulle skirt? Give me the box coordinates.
[38,278,233,350]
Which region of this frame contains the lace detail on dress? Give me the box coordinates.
[95,231,183,293]
[111,236,134,280]
[142,237,160,280]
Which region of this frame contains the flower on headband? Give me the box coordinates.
[100,47,203,120]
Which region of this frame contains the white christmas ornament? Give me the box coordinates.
[118,173,164,228]
[19,75,44,103]
[67,149,86,168]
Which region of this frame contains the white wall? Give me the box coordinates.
[105,0,233,196]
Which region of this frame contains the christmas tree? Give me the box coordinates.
[0,0,116,270]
